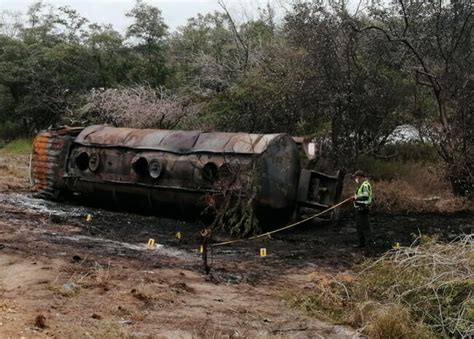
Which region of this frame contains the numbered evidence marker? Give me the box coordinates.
[86,214,93,222]
[260,248,267,257]
[147,238,156,249]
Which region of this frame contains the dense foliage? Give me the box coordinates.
[0,0,472,196]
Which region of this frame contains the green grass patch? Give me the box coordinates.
[0,138,32,154]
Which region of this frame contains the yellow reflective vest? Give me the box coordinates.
[355,180,373,208]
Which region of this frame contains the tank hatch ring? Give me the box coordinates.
[88,153,100,172]
[149,159,163,179]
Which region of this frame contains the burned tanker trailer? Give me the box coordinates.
[30,125,344,227]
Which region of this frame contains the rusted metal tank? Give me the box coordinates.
[31,125,344,227]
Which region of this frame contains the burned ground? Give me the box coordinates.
[0,152,473,338]
[0,191,356,338]
[0,189,472,338]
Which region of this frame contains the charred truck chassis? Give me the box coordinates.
[31,125,344,227]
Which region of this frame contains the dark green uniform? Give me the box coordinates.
[354,179,373,247]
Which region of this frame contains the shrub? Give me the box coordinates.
[354,156,441,182]
[66,86,200,130]
[0,121,27,142]
[287,235,474,338]
[365,304,433,339]
[358,235,473,337]
[375,142,439,163]
[344,159,470,214]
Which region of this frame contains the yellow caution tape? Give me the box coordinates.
[211,196,353,247]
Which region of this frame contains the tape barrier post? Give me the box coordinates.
[200,229,211,275]
[211,196,353,248]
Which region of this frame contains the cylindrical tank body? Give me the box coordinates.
[31,125,301,226]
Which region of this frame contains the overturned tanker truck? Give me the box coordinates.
[30,125,344,227]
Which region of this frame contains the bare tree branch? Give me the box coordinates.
[218,0,249,69]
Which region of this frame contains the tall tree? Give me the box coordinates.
[351,0,473,196]
[125,0,169,86]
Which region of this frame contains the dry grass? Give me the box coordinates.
[48,261,115,298]
[344,162,472,214]
[131,282,177,307]
[47,282,81,297]
[85,321,132,338]
[287,235,474,338]
[0,139,31,192]
[193,325,236,339]
[364,304,433,339]
[373,179,468,213]
[115,304,148,322]
[79,261,112,288]
[359,235,473,336]
[0,155,30,191]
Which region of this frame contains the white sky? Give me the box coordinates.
[0,0,296,32]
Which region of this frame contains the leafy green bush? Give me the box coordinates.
[0,121,26,142]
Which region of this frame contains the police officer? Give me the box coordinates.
[353,170,373,248]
